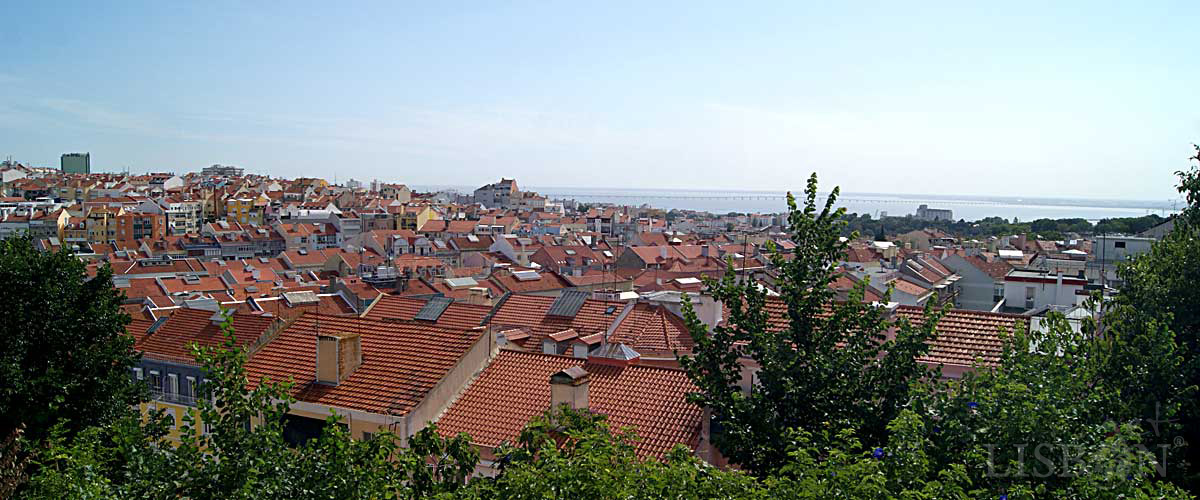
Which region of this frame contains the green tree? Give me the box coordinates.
[474,407,764,499]
[23,319,478,499]
[679,173,944,475]
[1116,144,1200,487]
[0,236,142,494]
[908,307,1193,498]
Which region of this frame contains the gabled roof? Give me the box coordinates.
[435,350,702,459]
[896,306,1026,368]
[759,297,1024,368]
[607,303,694,355]
[962,255,1013,280]
[244,314,483,415]
[135,308,277,364]
[891,277,931,297]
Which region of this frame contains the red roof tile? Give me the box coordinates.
[607,304,694,355]
[760,298,1023,368]
[897,306,1025,368]
[243,314,484,415]
[488,271,573,294]
[435,350,702,459]
[486,294,622,349]
[135,308,277,364]
[362,295,494,330]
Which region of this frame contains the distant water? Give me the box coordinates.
[413,185,1179,223]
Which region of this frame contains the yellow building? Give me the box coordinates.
[396,204,438,231]
[131,309,286,445]
[85,206,123,243]
[225,194,270,225]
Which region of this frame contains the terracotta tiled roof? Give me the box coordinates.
[158,276,228,294]
[244,314,484,415]
[561,272,631,287]
[394,278,439,296]
[126,317,157,344]
[488,271,573,294]
[120,278,168,299]
[435,350,702,458]
[362,295,493,330]
[760,298,1022,368]
[897,306,1025,367]
[135,308,277,363]
[905,260,944,284]
[608,304,694,355]
[485,294,623,349]
[891,277,930,297]
[916,256,953,278]
[449,235,494,251]
[251,293,357,319]
[963,255,1013,280]
[845,246,881,263]
[281,249,332,268]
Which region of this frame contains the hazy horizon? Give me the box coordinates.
[2,1,1197,200]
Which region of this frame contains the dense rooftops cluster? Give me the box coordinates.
[0,164,1154,472]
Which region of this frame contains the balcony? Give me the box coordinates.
[150,389,198,407]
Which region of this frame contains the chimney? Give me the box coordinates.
[466,287,491,306]
[549,366,590,409]
[316,332,363,385]
[659,246,668,261]
[701,245,709,258]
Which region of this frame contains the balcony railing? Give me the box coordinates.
[150,389,198,407]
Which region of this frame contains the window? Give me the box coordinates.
[148,370,161,391]
[362,431,374,441]
[167,374,179,396]
[1114,241,1126,249]
[133,367,143,380]
[185,376,197,400]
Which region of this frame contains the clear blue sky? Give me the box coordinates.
[1,1,1196,200]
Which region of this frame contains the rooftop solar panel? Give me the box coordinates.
[413,296,454,321]
[547,289,589,318]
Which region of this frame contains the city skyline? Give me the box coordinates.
[2,1,1198,200]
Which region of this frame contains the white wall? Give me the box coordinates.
[1003,277,1083,311]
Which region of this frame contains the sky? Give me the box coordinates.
[0,1,1197,201]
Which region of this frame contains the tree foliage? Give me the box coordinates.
[14,152,1200,498]
[840,212,1165,241]
[0,236,142,496]
[22,319,479,499]
[679,173,944,475]
[1115,144,1200,488]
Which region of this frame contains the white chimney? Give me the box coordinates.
[466,287,491,306]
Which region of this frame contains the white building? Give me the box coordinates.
[1087,235,1156,286]
[915,204,953,221]
[1002,269,1087,313]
